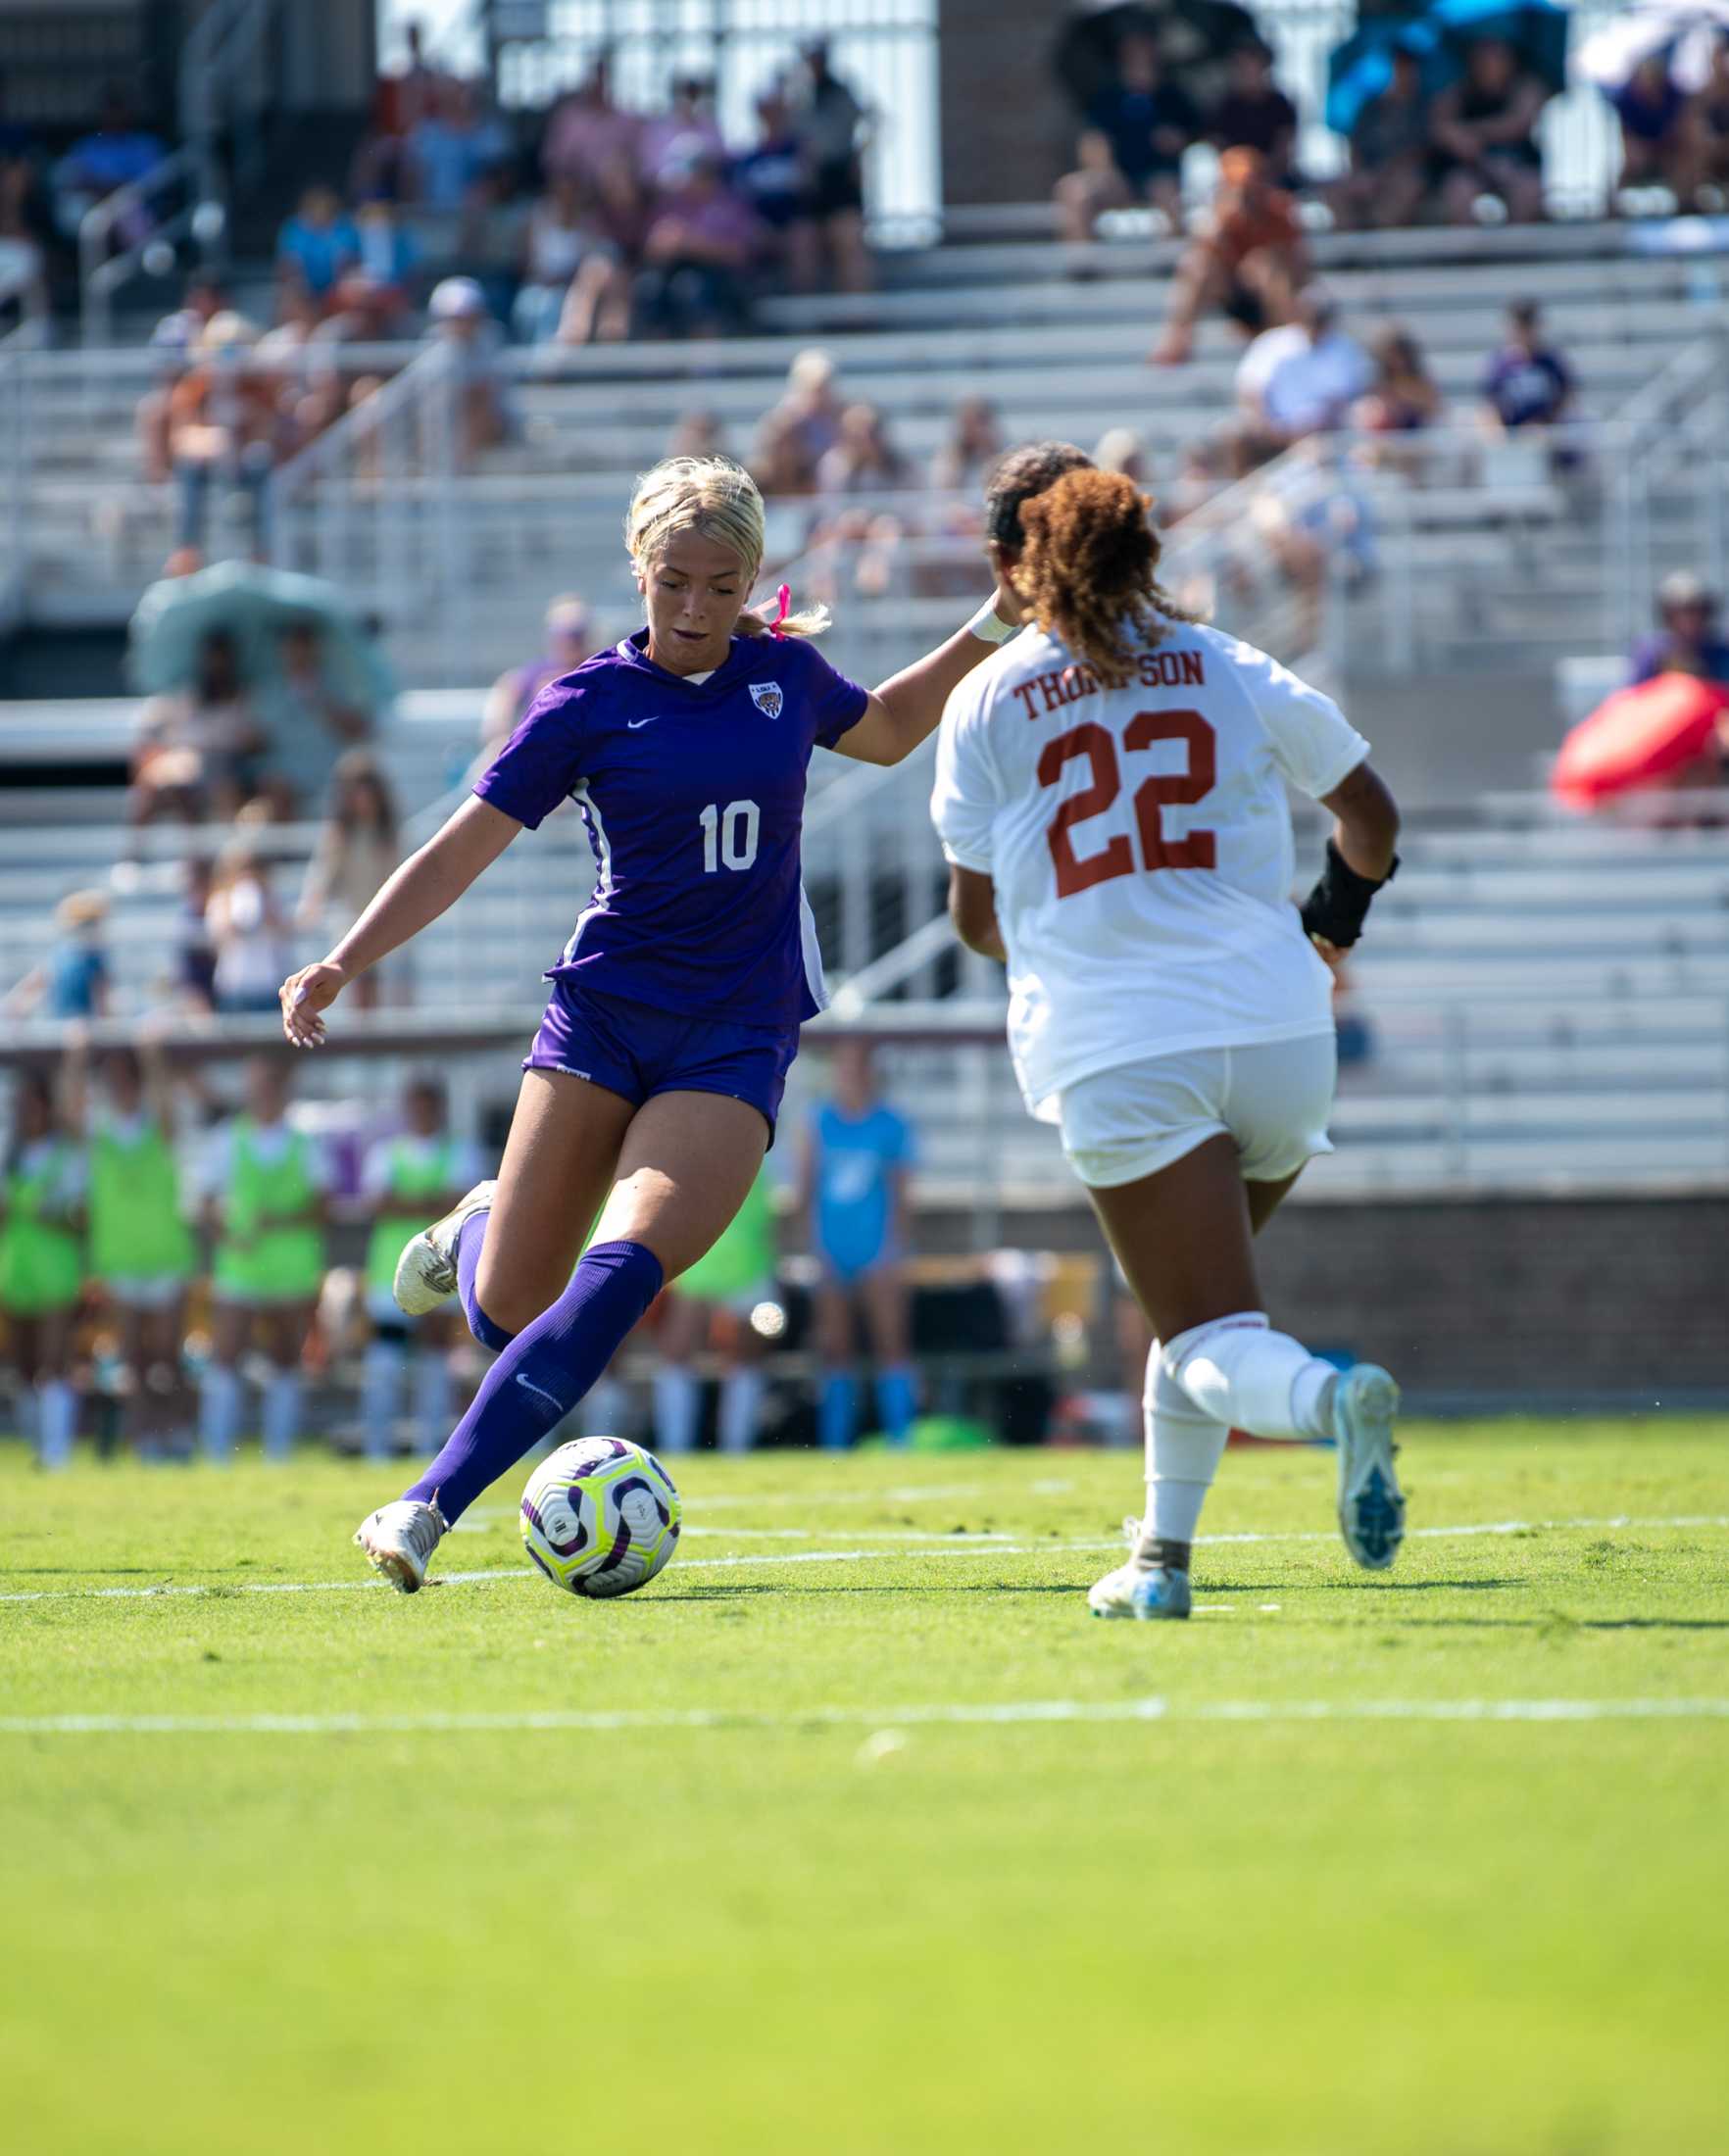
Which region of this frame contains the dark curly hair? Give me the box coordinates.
[982,440,1092,553]
[1012,467,1196,688]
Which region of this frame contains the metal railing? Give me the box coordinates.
[77,146,206,349]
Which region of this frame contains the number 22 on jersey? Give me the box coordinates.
[1038,710,1216,899]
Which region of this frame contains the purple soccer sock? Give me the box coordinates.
[457,1209,516,1353]
[405,1239,664,1523]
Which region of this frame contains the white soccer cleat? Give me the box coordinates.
[392,1180,496,1316]
[355,1497,449,1593]
[1333,1362,1405,1571]
[1088,1519,1193,1620]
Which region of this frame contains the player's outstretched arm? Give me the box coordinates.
[834,569,1024,768]
[280,797,522,1048]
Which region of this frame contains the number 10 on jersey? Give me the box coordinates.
[700,801,761,873]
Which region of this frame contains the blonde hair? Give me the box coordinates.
[624,455,829,638]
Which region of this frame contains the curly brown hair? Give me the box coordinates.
[1012,467,1196,688]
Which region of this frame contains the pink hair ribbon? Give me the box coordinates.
[769,582,792,636]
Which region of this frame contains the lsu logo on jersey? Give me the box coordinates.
[749,682,784,720]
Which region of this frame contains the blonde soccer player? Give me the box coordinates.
[931,465,1405,1620]
[280,453,1026,1591]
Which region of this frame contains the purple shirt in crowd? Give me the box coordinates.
[1481,343,1573,428]
[473,630,869,1028]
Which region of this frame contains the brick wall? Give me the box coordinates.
[939,0,1072,206]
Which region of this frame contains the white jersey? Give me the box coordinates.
[930,618,1369,1121]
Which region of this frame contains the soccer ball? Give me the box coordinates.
[519,1437,682,1598]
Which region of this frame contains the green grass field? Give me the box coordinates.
[4,1420,1726,2156]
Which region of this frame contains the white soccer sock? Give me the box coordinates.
[38,1379,76,1470]
[717,1368,765,1455]
[362,1340,406,1462]
[262,1370,301,1462]
[652,1365,700,1454]
[411,1348,454,1452]
[199,1364,244,1463]
[1142,1348,1227,1550]
[1163,1312,1337,1443]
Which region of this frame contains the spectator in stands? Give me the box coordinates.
[793,38,872,293]
[1250,437,1377,652]
[257,619,372,818]
[455,158,533,321]
[1210,40,1300,186]
[1429,37,1548,225]
[349,197,419,319]
[296,752,403,1010]
[482,594,595,752]
[796,1039,917,1451]
[3,891,111,1020]
[51,85,165,245]
[0,1068,85,1470]
[356,16,447,198]
[207,839,292,1017]
[1094,425,1150,483]
[130,628,263,830]
[1056,31,1199,242]
[359,1076,476,1462]
[0,135,47,330]
[816,402,909,498]
[1350,323,1443,472]
[1477,299,1575,436]
[1161,433,1228,525]
[751,346,845,493]
[174,856,219,1013]
[667,407,728,462]
[1681,35,1729,208]
[406,77,511,215]
[424,275,512,463]
[636,150,766,338]
[732,85,817,291]
[641,75,726,193]
[1235,286,1370,460]
[1629,574,1729,687]
[652,1164,777,1455]
[276,186,361,314]
[149,272,228,360]
[930,395,1005,493]
[1151,146,1306,366]
[1332,44,1431,230]
[1608,54,1689,203]
[512,172,625,345]
[197,1056,328,1464]
[167,313,282,560]
[544,56,643,199]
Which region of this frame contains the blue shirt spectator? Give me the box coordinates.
[277,185,361,299]
[808,1094,914,1281]
[1628,574,1729,686]
[1480,301,1574,430]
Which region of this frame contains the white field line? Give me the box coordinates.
[1,1514,1723,1607]
[2,1696,1726,1738]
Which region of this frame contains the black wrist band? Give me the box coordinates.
[1300,838,1397,949]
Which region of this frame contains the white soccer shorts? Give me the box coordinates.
[1057,1034,1337,1189]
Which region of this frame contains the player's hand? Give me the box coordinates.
[279,960,349,1049]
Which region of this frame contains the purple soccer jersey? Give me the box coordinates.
[474,629,868,1027]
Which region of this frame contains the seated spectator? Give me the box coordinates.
[51,85,165,244]
[406,78,510,214]
[296,752,402,1009]
[636,154,765,338]
[1332,45,1430,230]
[276,186,361,312]
[816,402,909,497]
[793,39,872,293]
[512,173,624,346]
[1056,32,1199,241]
[1350,323,1442,470]
[1608,55,1688,202]
[930,395,1005,492]
[751,347,845,494]
[1209,40,1299,186]
[1429,37,1548,225]
[1629,574,1729,687]
[641,75,726,193]
[130,629,264,830]
[207,839,291,1017]
[256,618,372,817]
[173,856,219,1012]
[353,17,448,198]
[482,595,595,752]
[1478,299,1574,434]
[1250,439,1377,651]
[732,85,818,291]
[456,159,533,321]
[424,276,512,463]
[352,197,419,307]
[1681,35,1729,209]
[1152,146,1306,366]
[544,56,643,197]
[167,314,283,560]
[1236,288,1370,460]
[667,407,729,461]
[3,892,111,1020]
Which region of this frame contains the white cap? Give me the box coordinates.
[429,276,487,320]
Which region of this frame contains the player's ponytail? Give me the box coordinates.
[625,454,830,639]
[1011,467,1198,689]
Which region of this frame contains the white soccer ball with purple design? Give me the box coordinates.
[520,1437,682,1597]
